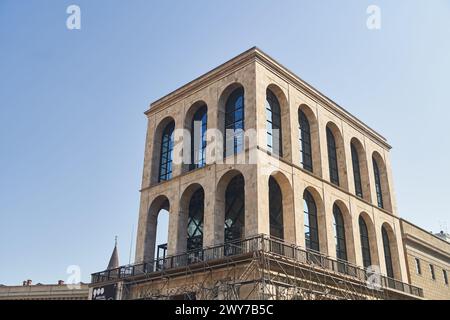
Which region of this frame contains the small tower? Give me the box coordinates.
[107,236,119,270]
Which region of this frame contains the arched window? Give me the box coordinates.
[327,127,340,186]
[359,216,372,268]
[158,121,175,182]
[333,204,347,261]
[269,177,284,239]
[299,110,313,172]
[265,89,282,156]
[303,190,319,251]
[187,188,204,252]
[351,143,363,198]
[224,175,245,243]
[224,87,244,157]
[382,226,394,278]
[190,105,207,170]
[373,157,384,208]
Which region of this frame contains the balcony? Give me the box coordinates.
[91,234,423,298]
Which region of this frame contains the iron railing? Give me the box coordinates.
[91,234,423,298]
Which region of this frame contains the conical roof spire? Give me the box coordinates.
[107,236,119,270]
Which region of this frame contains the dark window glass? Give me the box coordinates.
[415,258,421,275]
[304,190,319,251]
[382,226,394,278]
[190,105,207,170]
[224,175,245,243]
[351,144,363,198]
[224,88,245,157]
[187,188,204,252]
[265,89,282,156]
[159,121,175,182]
[269,177,283,240]
[327,127,340,186]
[443,270,448,285]
[299,110,313,172]
[359,216,372,268]
[430,264,436,280]
[333,204,347,261]
[373,157,384,208]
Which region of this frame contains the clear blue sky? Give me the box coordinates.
[1,0,449,285]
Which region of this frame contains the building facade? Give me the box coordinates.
[0,281,89,300]
[90,47,449,300]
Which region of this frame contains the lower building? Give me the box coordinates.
[0,280,89,300]
[401,220,450,300]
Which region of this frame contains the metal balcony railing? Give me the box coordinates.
[91,234,423,298]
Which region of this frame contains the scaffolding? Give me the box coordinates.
[91,235,423,300]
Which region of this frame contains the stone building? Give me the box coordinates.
[90,47,449,300]
[0,280,89,300]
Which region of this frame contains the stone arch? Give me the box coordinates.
[298,104,322,176]
[216,169,246,244]
[358,212,380,268]
[326,122,349,190]
[332,200,356,264]
[150,116,176,185]
[178,183,205,253]
[218,83,245,160]
[381,222,402,280]
[267,170,295,243]
[350,138,371,202]
[303,185,328,254]
[372,151,393,212]
[265,83,292,161]
[183,101,208,172]
[143,195,170,262]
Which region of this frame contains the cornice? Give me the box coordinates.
[145,47,391,149]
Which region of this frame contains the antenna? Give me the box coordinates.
[128,224,134,265]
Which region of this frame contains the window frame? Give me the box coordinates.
[299,110,313,172]
[158,121,175,182]
[333,204,347,262]
[190,105,208,170]
[224,87,245,157]
[265,89,283,157]
[351,143,363,198]
[327,127,340,186]
[373,157,384,208]
[303,190,320,252]
[359,216,372,268]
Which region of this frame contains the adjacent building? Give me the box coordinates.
[0,280,89,300]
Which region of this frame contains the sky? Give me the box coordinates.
[1,0,449,285]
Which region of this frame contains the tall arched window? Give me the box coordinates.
[303,190,319,251]
[224,87,244,157]
[224,175,245,243]
[359,216,372,268]
[187,188,204,252]
[351,143,363,198]
[265,89,282,156]
[373,157,384,208]
[269,177,284,239]
[382,226,394,278]
[190,105,207,170]
[299,110,313,172]
[158,121,175,182]
[333,204,347,261]
[327,127,340,186]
